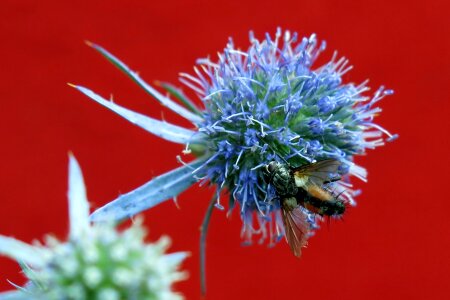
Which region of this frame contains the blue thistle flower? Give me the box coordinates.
[70,29,396,293]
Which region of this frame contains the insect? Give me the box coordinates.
[263,159,346,257]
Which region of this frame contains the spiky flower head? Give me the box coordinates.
[73,29,395,247]
[180,29,397,242]
[0,156,187,300]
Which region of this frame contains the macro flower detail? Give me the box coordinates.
[0,155,187,300]
[70,28,396,293]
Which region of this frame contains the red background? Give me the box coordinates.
[1,0,449,299]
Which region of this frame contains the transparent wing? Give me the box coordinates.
[281,207,309,257]
[293,159,342,186]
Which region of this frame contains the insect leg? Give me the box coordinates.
[323,176,342,184]
[266,195,280,205]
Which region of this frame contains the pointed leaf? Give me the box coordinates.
[71,84,204,144]
[19,263,44,290]
[0,291,33,300]
[90,159,204,222]
[86,41,203,124]
[164,252,189,265]
[5,282,29,296]
[156,81,202,115]
[0,236,48,268]
[68,154,90,238]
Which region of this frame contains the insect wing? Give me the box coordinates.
[293,159,342,186]
[281,207,309,257]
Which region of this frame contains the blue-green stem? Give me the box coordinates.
[200,194,217,295]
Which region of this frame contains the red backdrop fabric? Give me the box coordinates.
[1,0,449,299]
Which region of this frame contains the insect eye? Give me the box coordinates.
[267,161,278,173]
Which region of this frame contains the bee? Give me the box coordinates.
[263,159,346,257]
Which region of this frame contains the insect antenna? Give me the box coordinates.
[329,186,347,202]
[336,190,349,204]
[323,176,342,184]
